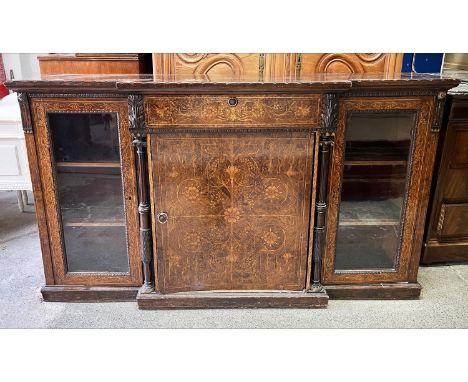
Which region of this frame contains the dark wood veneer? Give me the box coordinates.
[6,73,458,307]
[137,290,328,309]
[41,286,139,302]
[325,283,421,299]
[422,86,468,264]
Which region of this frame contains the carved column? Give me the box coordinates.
[17,92,33,134]
[431,91,447,133]
[310,93,337,292]
[129,95,153,290]
[311,134,333,292]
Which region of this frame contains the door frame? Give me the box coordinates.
[322,97,435,284]
[31,98,142,286]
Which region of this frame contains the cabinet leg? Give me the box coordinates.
[16,190,25,212]
[21,190,29,206]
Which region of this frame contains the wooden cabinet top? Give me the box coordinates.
[6,73,459,94]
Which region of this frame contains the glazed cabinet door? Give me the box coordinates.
[30,98,142,285]
[149,129,317,293]
[323,97,435,284]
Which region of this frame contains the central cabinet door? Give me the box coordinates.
[149,130,316,293]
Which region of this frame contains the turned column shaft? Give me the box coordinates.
[310,92,337,291]
[128,94,153,288]
[134,138,153,287]
[312,134,333,288]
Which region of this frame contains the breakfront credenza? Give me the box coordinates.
[5,73,458,308]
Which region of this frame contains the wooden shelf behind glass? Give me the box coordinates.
[338,199,402,227]
[343,160,407,166]
[63,221,126,227]
[56,161,120,168]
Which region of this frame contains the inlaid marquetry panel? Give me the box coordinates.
[145,95,321,128]
[150,130,315,293]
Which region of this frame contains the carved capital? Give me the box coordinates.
[320,93,338,131]
[319,134,335,151]
[432,93,446,133]
[17,92,33,134]
[132,137,147,154]
[128,94,146,137]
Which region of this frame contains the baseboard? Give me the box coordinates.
[325,283,421,300]
[137,289,329,309]
[41,285,139,302]
[421,242,468,264]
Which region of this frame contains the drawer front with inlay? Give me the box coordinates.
[144,95,321,128]
[437,203,468,239]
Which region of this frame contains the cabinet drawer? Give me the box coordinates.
[437,203,468,238]
[144,95,321,128]
[448,123,468,167]
[450,100,468,120]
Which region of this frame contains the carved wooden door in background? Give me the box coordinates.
[152,53,404,80]
[149,130,316,293]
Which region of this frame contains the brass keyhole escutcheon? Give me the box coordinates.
[228,97,238,107]
[157,212,168,224]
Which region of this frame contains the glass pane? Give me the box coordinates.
[48,113,129,273]
[334,112,416,271]
[49,113,120,162]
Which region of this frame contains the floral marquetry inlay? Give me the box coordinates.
[224,207,241,223]
[152,130,316,293]
[265,185,281,200]
[145,95,321,128]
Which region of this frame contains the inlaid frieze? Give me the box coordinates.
[145,95,321,128]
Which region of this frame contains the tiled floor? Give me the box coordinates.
[1,190,467,328]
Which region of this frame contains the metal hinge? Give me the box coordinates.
[295,53,302,79]
[258,53,265,81]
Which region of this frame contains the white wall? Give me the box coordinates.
[2,54,43,80]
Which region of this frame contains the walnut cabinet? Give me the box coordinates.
[6,74,458,308]
[422,82,468,263]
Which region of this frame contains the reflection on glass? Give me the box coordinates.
[48,113,129,273]
[334,113,416,271]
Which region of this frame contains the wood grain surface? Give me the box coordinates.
[150,130,315,293]
[144,95,321,128]
[30,98,142,286]
[322,97,435,284]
